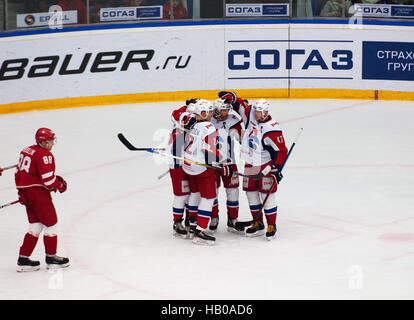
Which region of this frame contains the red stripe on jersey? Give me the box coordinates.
[262,131,288,167]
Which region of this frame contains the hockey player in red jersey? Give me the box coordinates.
[182,99,219,245]
[219,92,288,240]
[168,99,199,239]
[15,128,69,271]
[209,98,244,234]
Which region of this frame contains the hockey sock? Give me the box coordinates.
[19,233,39,257]
[264,207,277,225]
[173,195,188,222]
[262,192,277,225]
[211,198,219,219]
[246,191,262,222]
[173,207,185,222]
[226,188,239,220]
[187,192,201,220]
[43,235,57,256]
[197,198,214,229]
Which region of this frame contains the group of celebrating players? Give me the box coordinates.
[167,91,288,245]
[0,90,289,272]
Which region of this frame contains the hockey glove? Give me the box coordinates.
[218,91,237,105]
[270,165,283,184]
[186,98,199,106]
[17,190,25,205]
[183,115,197,130]
[260,164,283,183]
[221,163,235,179]
[56,175,67,193]
[0,168,3,176]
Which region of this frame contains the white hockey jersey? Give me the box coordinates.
[182,121,219,176]
[210,112,242,163]
[233,100,288,167]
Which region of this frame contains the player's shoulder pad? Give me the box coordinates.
[201,121,216,133]
[262,119,282,132]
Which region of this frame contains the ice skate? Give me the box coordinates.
[45,255,70,269]
[192,228,215,246]
[208,217,219,233]
[227,218,245,235]
[187,217,197,239]
[245,220,265,237]
[17,256,40,272]
[266,224,277,241]
[173,219,188,239]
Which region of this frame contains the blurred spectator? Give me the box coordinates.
[36,0,51,12]
[320,0,352,16]
[58,0,87,24]
[296,0,314,16]
[163,0,188,19]
[89,0,106,23]
[129,0,146,6]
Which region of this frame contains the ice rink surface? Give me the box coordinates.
[1,99,414,300]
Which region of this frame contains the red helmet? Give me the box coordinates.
[35,128,56,144]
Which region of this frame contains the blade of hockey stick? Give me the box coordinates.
[0,200,19,210]
[117,133,165,151]
[157,169,170,180]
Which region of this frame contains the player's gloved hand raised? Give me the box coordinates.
[270,165,283,184]
[186,98,198,106]
[218,91,237,105]
[56,175,67,193]
[183,115,197,130]
[0,168,3,176]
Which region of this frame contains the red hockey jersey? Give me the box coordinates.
[15,145,61,191]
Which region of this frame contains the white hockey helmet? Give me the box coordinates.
[194,99,213,119]
[213,98,231,111]
[253,99,270,117]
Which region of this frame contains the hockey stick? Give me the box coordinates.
[1,164,17,171]
[235,177,277,229]
[146,149,266,181]
[0,200,19,210]
[235,128,304,229]
[118,132,265,180]
[117,133,166,151]
[157,169,170,180]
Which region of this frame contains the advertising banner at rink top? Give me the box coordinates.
[16,10,78,28]
[224,24,414,91]
[225,3,289,17]
[0,26,224,104]
[100,6,163,21]
[0,22,414,106]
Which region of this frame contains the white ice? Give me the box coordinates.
[1,99,414,300]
